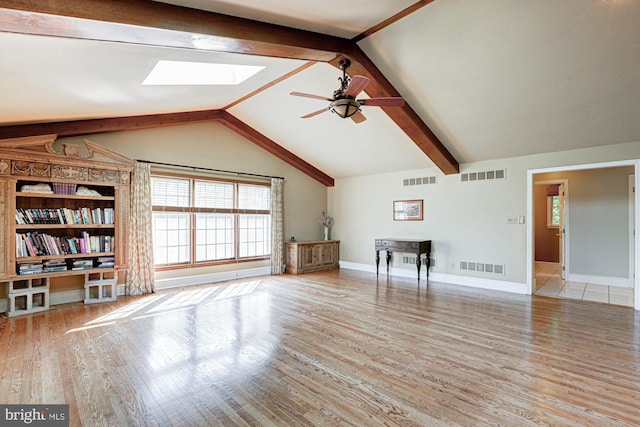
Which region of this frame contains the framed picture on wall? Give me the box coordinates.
[393,199,423,221]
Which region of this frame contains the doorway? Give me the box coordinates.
[533,179,567,286]
[527,161,639,310]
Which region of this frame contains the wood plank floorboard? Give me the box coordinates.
[1,269,640,426]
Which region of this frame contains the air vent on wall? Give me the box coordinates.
[459,261,504,275]
[402,256,417,264]
[403,256,436,268]
[460,169,506,182]
[403,175,437,186]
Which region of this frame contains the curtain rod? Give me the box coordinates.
[135,159,284,180]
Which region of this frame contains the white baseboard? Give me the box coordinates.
[339,262,528,294]
[566,273,631,288]
[155,267,271,290]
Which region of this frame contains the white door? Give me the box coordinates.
[558,183,566,280]
[629,175,635,283]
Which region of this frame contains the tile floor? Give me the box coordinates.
[534,263,634,307]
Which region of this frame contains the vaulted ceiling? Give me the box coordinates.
[1,1,639,186]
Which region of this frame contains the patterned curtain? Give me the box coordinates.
[270,178,284,274]
[126,162,155,295]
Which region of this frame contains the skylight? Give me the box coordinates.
[142,60,264,85]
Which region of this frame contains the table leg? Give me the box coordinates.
[426,252,431,280]
[416,254,421,279]
[386,251,391,275]
[375,250,380,276]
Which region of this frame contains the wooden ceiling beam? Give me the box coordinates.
[333,50,459,174]
[0,110,224,139]
[218,111,334,187]
[0,1,352,61]
[0,109,335,187]
[0,0,459,175]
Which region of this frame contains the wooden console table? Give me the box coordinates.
[375,239,431,279]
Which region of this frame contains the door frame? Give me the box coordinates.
[526,159,640,311]
[534,179,568,278]
[629,175,635,285]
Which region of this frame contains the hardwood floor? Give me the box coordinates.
[1,269,640,426]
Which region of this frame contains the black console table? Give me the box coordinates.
[375,239,431,279]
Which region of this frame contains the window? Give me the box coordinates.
[151,174,271,268]
[547,195,560,227]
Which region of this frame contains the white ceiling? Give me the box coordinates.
[1,0,639,179]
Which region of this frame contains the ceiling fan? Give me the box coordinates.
[290,59,405,124]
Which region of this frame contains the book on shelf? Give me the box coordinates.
[71,259,95,270]
[43,258,67,272]
[17,261,44,275]
[97,256,115,268]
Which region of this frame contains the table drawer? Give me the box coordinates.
[377,240,419,250]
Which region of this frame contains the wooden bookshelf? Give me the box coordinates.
[0,135,134,316]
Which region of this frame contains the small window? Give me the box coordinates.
[547,195,560,228]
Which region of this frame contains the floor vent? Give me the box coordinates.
[461,169,506,182]
[459,261,504,275]
[403,175,437,186]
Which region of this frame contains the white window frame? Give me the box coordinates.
[547,195,560,228]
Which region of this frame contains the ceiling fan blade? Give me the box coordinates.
[301,108,329,119]
[290,91,332,101]
[344,75,370,97]
[359,97,405,107]
[350,110,367,124]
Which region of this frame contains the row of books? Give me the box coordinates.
[18,259,68,275]
[51,183,77,195]
[16,207,114,225]
[16,231,115,258]
[17,257,116,275]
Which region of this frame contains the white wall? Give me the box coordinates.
[329,140,640,293]
[58,121,329,281]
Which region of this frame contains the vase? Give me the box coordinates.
[323,225,329,240]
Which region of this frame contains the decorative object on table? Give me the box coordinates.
[320,211,334,240]
[289,236,296,242]
[393,200,423,221]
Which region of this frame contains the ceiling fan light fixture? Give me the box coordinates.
[330,98,361,118]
